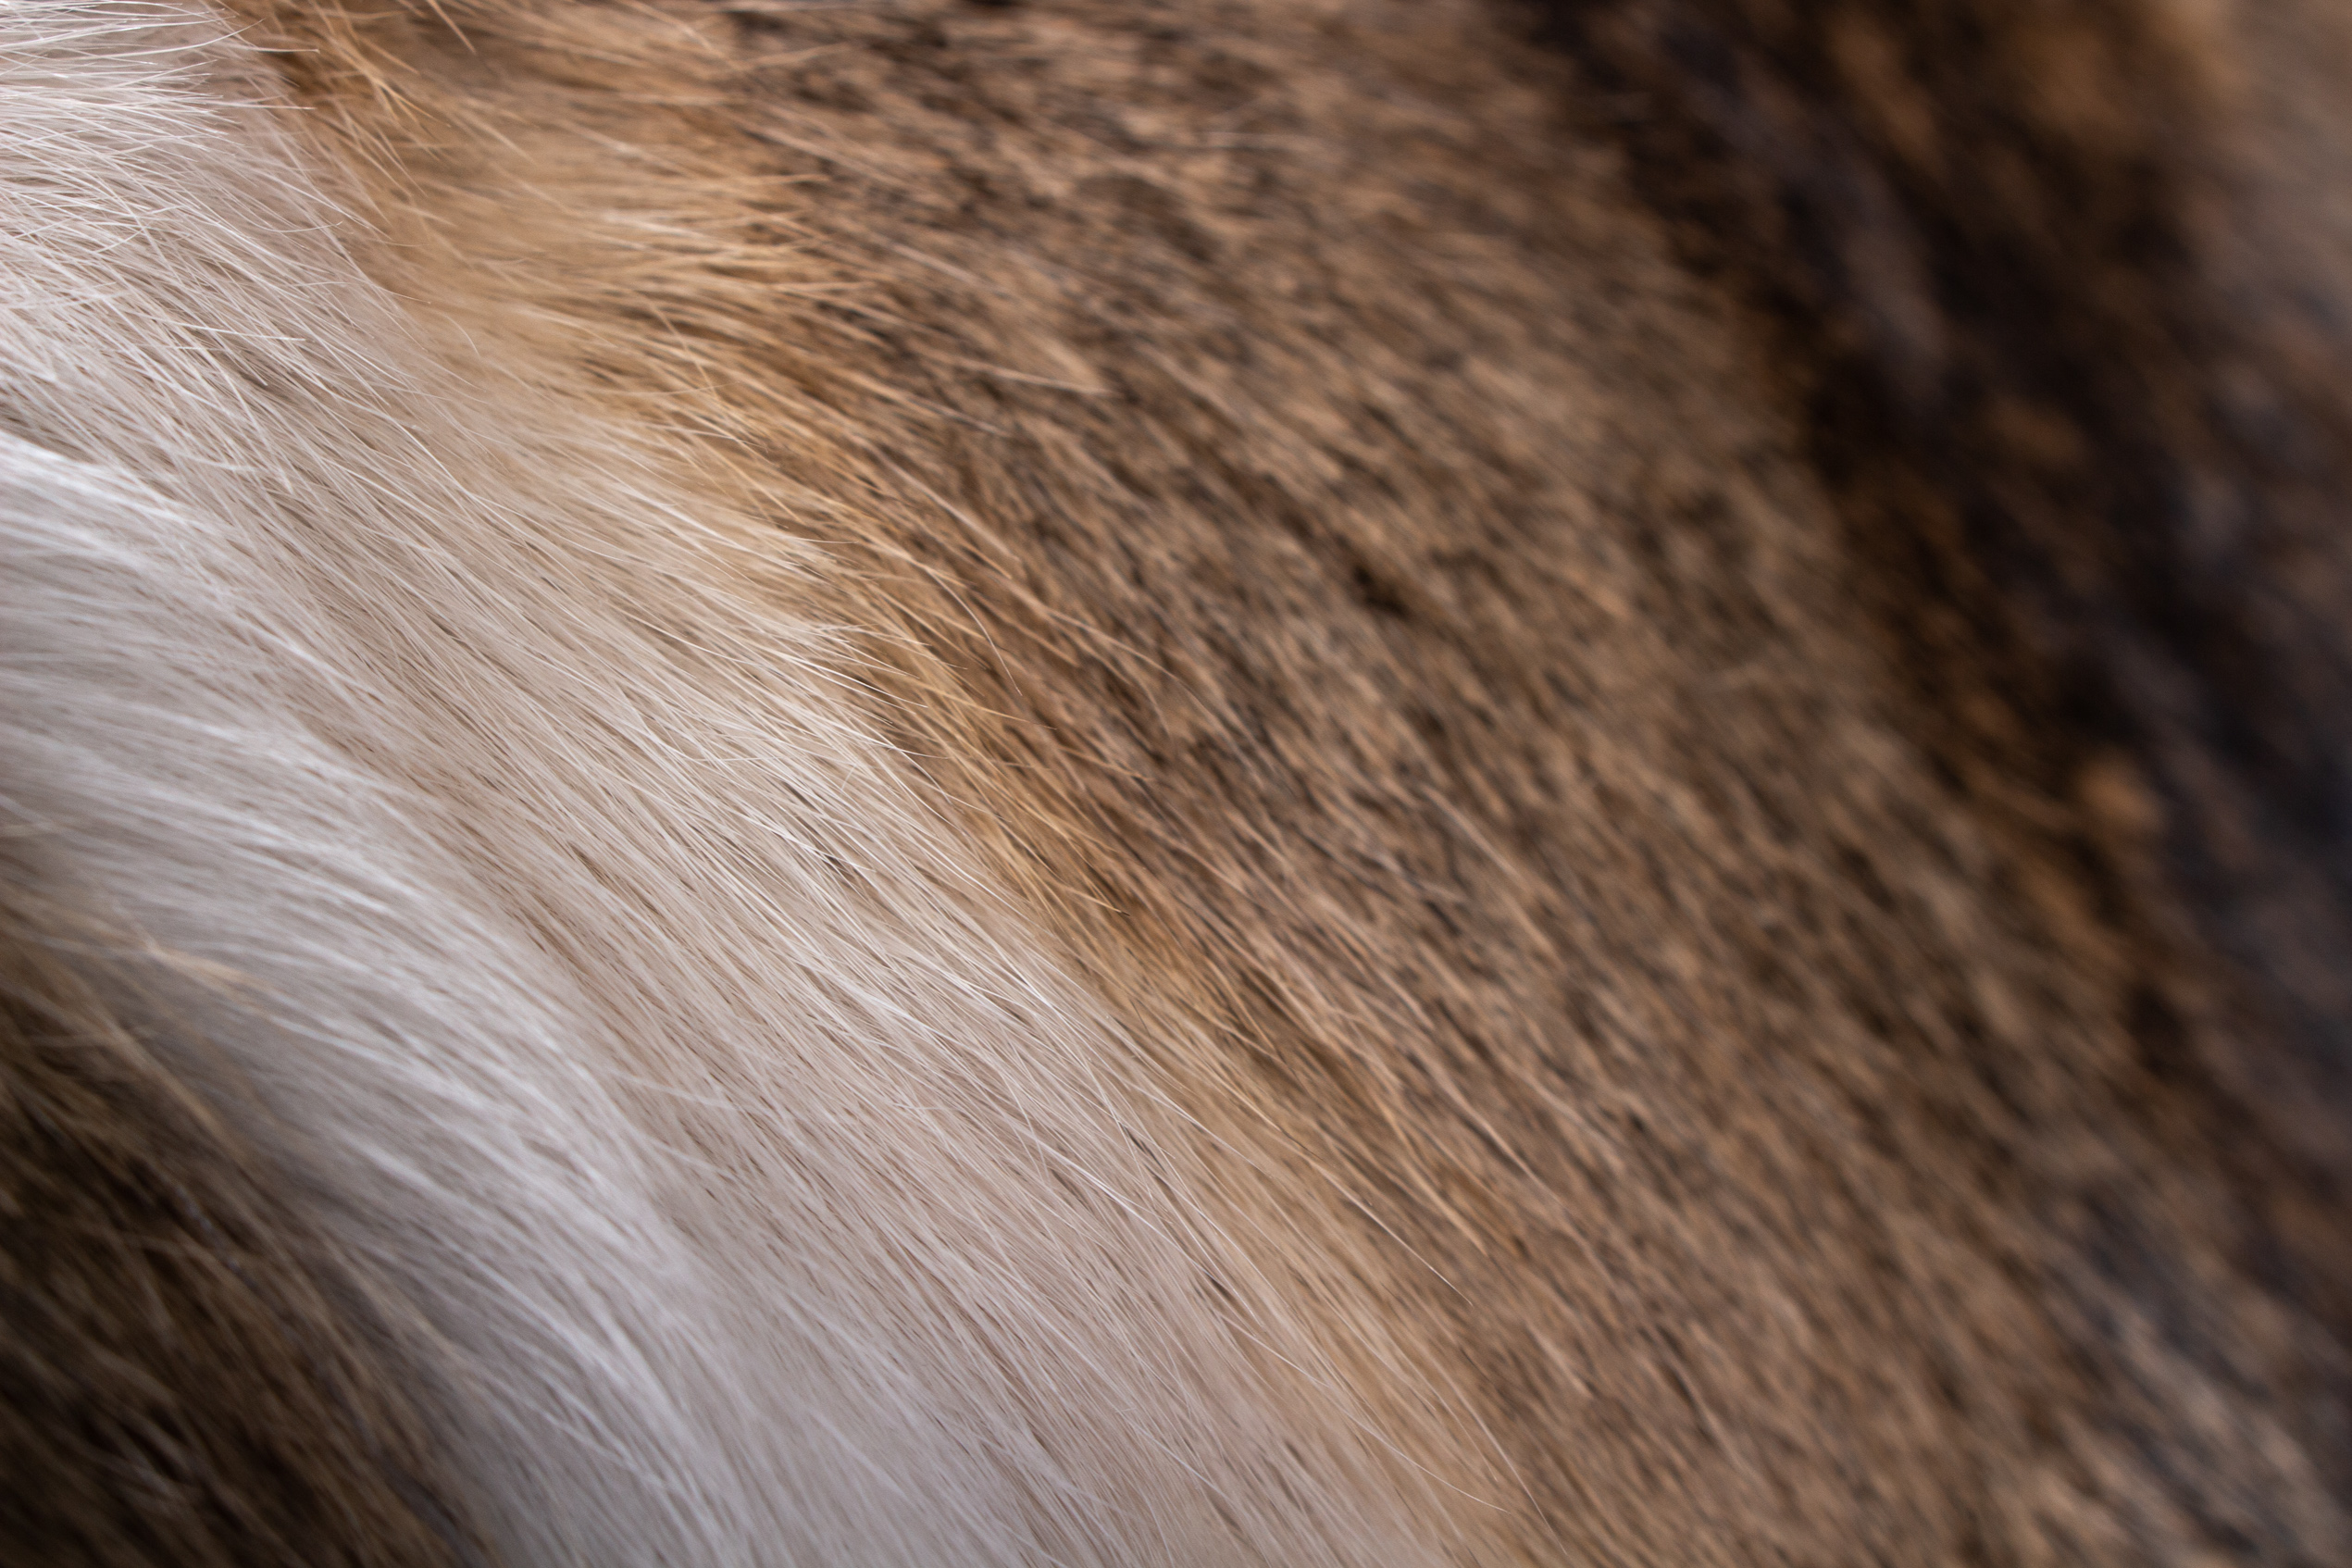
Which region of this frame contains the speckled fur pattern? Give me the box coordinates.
[4,1,2347,1563]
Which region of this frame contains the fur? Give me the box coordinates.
[1,7,1445,1563]
[5,0,2347,1562]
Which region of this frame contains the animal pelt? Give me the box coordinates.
[2,1,2346,1564]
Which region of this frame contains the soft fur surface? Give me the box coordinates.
[4,0,2348,1563]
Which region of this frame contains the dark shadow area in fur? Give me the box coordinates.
[0,939,480,1568]
[1526,0,2352,1524]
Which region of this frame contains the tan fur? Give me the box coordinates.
[6,0,2349,1562]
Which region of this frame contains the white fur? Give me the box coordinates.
[0,6,1443,1562]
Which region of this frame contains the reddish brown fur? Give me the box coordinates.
[10,0,2351,1562]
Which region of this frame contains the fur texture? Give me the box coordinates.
[5,0,2348,1563]
[1,7,1447,1563]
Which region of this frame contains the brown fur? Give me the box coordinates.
[0,919,473,1566]
[11,0,2351,1561]
[1538,0,2352,1332]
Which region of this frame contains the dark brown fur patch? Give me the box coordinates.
[0,920,479,1567]
[1527,0,2352,1522]
[1532,0,2352,1255]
